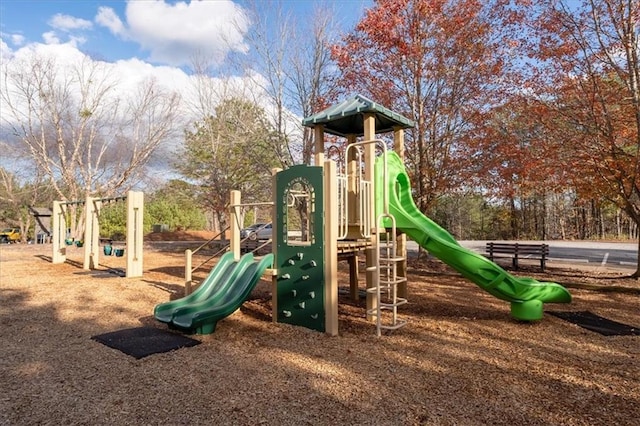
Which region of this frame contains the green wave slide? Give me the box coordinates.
[375,152,571,321]
[154,252,274,334]
[154,251,236,323]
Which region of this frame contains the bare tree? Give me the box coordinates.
[285,6,341,165]
[1,51,180,234]
[239,1,341,166]
[0,164,54,242]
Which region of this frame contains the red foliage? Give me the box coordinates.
[332,0,521,212]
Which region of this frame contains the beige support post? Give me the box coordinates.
[313,125,325,166]
[126,191,144,278]
[345,133,360,296]
[230,190,242,262]
[363,113,378,321]
[185,249,193,295]
[394,126,405,159]
[270,168,281,322]
[349,255,359,300]
[346,133,358,227]
[324,159,339,336]
[394,126,408,299]
[83,196,101,270]
[52,201,66,264]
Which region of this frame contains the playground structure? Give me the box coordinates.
[155,95,571,336]
[51,191,144,278]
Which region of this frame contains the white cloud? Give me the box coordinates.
[0,38,12,60]
[95,0,250,67]
[3,41,267,119]
[9,42,87,69]
[42,31,60,45]
[11,34,25,46]
[48,13,93,32]
[1,41,270,152]
[95,6,126,36]
[0,39,302,176]
[68,35,87,48]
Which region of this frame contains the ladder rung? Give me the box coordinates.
[366,308,380,316]
[379,256,405,262]
[366,308,406,319]
[379,300,407,309]
[379,278,407,285]
[369,233,408,335]
[379,320,407,331]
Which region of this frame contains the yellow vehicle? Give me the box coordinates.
[0,227,21,243]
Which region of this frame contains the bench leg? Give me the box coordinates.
[512,256,519,270]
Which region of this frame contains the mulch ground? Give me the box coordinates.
[1,236,638,425]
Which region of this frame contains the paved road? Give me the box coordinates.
[150,238,638,270]
[406,240,638,270]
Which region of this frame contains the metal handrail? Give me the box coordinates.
[337,175,348,239]
[184,226,229,294]
[191,227,229,256]
[183,213,274,295]
[343,139,389,238]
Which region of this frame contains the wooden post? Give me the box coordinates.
[347,133,358,226]
[52,201,66,264]
[349,254,359,300]
[314,125,325,166]
[185,249,193,295]
[324,159,339,336]
[271,167,281,323]
[363,113,378,322]
[126,191,144,278]
[230,190,241,262]
[83,196,101,271]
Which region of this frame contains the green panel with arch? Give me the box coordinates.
[275,165,325,332]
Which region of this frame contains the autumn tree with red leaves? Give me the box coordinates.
[469,96,575,239]
[520,0,640,275]
[332,0,519,215]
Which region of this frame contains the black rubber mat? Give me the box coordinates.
[549,311,640,336]
[92,326,200,359]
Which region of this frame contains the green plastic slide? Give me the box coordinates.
[164,253,257,328]
[375,152,571,320]
[154,251,237,323]
[156,253,274,334]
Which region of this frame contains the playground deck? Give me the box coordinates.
[211,238,373,256]
[1,241,638,425]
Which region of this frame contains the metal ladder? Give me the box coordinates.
[366,213,407,336]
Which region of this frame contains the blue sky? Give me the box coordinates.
[0,0,372,176]
[1,0,371,67]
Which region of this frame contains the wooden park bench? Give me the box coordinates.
[486,242,549,271]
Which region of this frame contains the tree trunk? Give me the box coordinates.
[633,237,640,279]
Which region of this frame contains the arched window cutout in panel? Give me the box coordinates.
[284,177,315,247]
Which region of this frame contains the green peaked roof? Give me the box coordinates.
[302,94,415,137]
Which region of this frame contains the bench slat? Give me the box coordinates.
[485,242,548,271]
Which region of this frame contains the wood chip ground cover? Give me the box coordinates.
[1,241,638,425]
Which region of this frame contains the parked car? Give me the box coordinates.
[240,223,272,240]
[0,227,21,243]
